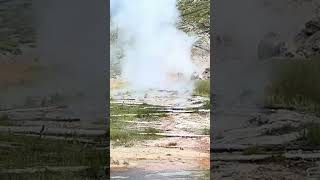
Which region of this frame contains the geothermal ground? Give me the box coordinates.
[211,106,320,180]
[109,89,210,179]
[109,17,211,178]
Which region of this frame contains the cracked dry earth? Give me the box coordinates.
[110,89,210,179]
[212,107,320,180]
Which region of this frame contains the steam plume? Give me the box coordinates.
[111,0,196,92]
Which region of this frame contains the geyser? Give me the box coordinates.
[110,0,197,92]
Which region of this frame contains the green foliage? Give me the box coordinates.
[110,127,161,146]
[0,113,12,126]
[202,100,211,109]
[193,80,210,97]
[110,104,163,145]
[0,133,106,179]
[265,57,320,115]
[299,122,320,146]
[110,103,162,116]
[0,172,86,180]
[263,124,300,136]
[178,0,210,32]
[144,127,161,134]
[242,146,266,155]
[201,128,210,135]
[0,113,9,121]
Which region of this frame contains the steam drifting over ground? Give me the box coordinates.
[111,0,197,93]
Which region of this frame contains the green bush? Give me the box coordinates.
[299,122,320,146]
[193,80,210,97]
[265,57,320,115]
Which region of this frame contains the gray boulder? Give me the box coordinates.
[257,32,287,60]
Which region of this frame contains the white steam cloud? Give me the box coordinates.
[111,0,197,92]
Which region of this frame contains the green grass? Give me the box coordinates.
[201,128,210,135]
[110,104,164,146]
[193,80,210,97]
[110,115,162,143]
[242,146,267,155]
[178,0,210,32]
[143,127,161,134]
[265,57,320,115]
[0,113,13,126]
[0,133,106,178]
[110,103,162,116]
[110,127,161,146]
[0,113,9,121]
[0,172,93,180]
[299,122,320,146]
[263,124,300,136]
[202,100,211,109]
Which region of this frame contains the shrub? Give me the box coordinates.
[193,80,210,97]
[265,57,320,115]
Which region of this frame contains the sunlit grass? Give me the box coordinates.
[265,57,320,115]
[193,80,210,97]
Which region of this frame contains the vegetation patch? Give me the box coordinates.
[0,133,106,178]
[193,80,210,97]
[178,0,210,32]
[110,107,163,146]
[167,142,178,147]
[110,128,161,146]
[242,146,267,155]
[201,128,210,135]
[110,103,163,116]
[298,122,320,146]
[0,171,97,180]
[0,113,13,126]
[265,57,320,115]
[143,127,161,134]
[263,124,300,136]
[202,100,211,109]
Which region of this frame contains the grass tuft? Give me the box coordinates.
[242,146,266,155]
[193,80,210,97]
[265,57,320,115]
[299,122,320,146]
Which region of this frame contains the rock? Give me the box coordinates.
[201,68,210,80]
[304,18,320,36]
[191,72,199,80]
[257,32,287,60]
[286,17,320,59]
[295,31,320,58]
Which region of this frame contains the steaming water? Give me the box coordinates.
[110,0,197,93]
